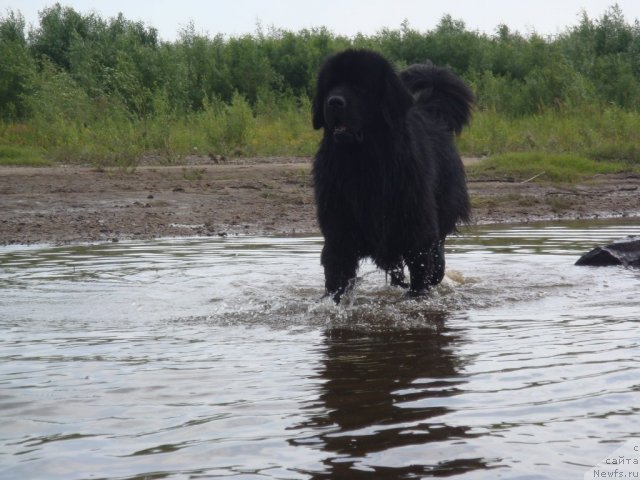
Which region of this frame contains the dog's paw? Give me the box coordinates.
[405,288,428,299]
[390,280,409,289]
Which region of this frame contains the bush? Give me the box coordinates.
[1,4,639,167]
[0,10,36,120]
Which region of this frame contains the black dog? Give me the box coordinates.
[312,49,473,302]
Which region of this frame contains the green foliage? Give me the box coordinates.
[250,94,318,156]
[459,106,640,165]
[467,152,633,183]
[4,3,639,118]
[0,3,639,170]
[196,91,255,155]
[0,145,49,166]
[0,10,36,119]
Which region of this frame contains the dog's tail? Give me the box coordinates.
[399,63,474,134]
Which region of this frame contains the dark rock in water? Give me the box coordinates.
[575,237,640,267]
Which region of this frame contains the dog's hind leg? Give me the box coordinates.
[428,239,446,286]
[387,262,408,288]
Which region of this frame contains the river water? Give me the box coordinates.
[1,221,639,479]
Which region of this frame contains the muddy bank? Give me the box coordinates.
[1,157,638,245]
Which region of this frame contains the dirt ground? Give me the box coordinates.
[1,156,639,245]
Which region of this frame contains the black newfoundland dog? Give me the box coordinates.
[312,49,474,302]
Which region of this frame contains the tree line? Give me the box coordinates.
[1,2,640,123]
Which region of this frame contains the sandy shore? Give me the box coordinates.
[1,157,638,245]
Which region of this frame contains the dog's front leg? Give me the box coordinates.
[388,262,408,288]
[321,245,358,303]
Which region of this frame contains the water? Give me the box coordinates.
[1,221,639,479]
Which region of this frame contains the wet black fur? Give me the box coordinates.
[312,49,473,302]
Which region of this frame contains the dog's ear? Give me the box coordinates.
[312,68,326,130]
[312,91,324,130]
[381,70,413,128]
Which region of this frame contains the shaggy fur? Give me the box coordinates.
[312,49,473,302]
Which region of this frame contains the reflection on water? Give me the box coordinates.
[294,322,497,479]
[0,220,639,479]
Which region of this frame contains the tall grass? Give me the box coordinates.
[458,106,640,164]
[1,99,638,174]
[0,88,318,167]
[466,152,632,183]
[0,145,49,166]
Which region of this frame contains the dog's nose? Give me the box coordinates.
[327,95,346,109]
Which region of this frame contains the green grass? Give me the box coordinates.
[467,152,633,183]
[0,145,50,166]
[1,101,639,178]
[458,107,640,162]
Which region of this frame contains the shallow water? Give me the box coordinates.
[1,221,639,479]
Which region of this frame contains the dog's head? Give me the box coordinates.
[312,49,413,144]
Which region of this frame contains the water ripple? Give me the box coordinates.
[1,220,639,479]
